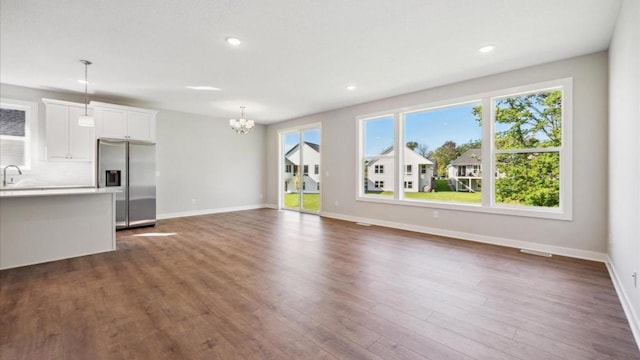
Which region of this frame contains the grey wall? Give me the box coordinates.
[266,52,609,255]
[155,110,266,217]
[608,0,640,334]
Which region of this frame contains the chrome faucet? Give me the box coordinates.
[2,165,22,187]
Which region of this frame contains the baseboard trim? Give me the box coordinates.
[157,204,270,220]
[606,257,640,351]
[320,211,607,262]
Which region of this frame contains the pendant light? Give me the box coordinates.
[78,60,94,127]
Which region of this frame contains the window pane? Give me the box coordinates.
[283,132,300,209]
[403,102,481,204]
[0,138,26,167]
[495,152,560,207]
[302,128,320,212]
[363,116,394,197]
[0,109,26,136]
[494,90,562,150]
[0,108,27,168]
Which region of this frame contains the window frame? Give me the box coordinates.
[0,98,36,171]
[355,78,573,221]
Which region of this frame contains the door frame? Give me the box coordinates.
[278,123,322,213]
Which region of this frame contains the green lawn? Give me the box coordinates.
[284,193,320,211]
[285,187,480,211]
[366,190,481,203]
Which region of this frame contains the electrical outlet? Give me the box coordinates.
[191,198,196,204]
[334,200,339,207]
[433,210,439,219]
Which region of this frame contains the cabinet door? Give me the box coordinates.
[45,104,70,160]
[100,108,128,139]
[68,106,95,161]
[127,111,153,141]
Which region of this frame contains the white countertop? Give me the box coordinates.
[0,187,121,198]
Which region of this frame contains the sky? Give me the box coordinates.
[284,128,320,153]
[281,103,482,157]
[364,102,482,157]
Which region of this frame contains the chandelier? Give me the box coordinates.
[229,106,254,134]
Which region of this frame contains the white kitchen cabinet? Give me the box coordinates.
[43,99,95,162]
[92,102,157,142]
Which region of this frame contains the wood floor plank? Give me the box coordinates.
[1,209,638,359]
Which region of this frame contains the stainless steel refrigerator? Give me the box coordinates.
[97,139,156,229]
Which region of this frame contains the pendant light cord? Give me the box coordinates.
[81,60,92,116]
[84,63,88,115]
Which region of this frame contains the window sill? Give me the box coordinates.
[356,195,572,221]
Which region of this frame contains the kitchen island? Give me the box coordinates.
[0,187,120,270]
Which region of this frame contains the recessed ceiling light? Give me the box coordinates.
[478,45,495,53]
[186,86,221,91]
[346,85,357,91]
[77,79,88,84]
[225,37,242,46]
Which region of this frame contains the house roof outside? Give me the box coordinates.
[367,146,434,166]
[450,149,481,166]
[285,142,319,157]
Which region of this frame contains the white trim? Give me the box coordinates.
[89,101,158,115]
[356,192,570,221]
[606,257,640,351]
[42,98,85,108]
[320,211,606,262]
[157,204,268,220]
[0,98,37,171]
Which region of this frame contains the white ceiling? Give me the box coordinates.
[0,0,622,123]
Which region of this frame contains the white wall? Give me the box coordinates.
[266,52,609,257]
[608,0,640,341]
[155,110,266,218]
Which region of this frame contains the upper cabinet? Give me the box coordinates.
[92,102,157,142]
[43,99,95,162]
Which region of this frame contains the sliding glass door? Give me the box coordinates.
[281,127,321,212]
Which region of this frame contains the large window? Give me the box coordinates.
[0,99,34,170]
[356,79,572,220]
[361,115,394,198]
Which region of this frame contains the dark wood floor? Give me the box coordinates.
[1,209,638,359]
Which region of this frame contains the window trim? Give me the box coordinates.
[355,78,573,221]
[0,98,36,171]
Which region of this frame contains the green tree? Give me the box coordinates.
[456,139,482,156]
[416,144,429,158]
[431,140,458,176]
[480,90,562,207]
[406,141,419,150]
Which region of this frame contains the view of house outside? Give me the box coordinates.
[361,89,563,208]
[283,129,321,211]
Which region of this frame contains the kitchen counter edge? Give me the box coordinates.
[0,187,121,198]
